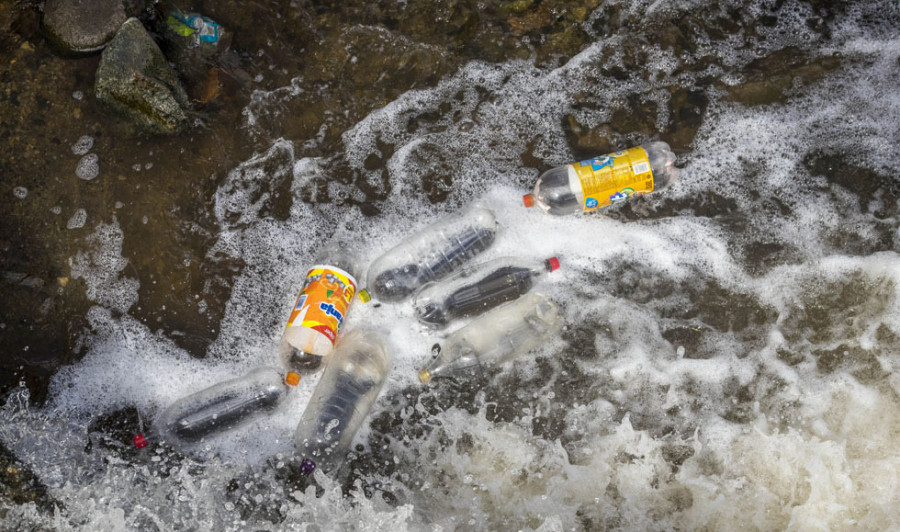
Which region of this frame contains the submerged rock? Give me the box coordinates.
[95,18,190,135]
[41,0,126,54]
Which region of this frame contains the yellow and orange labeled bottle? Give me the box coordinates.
[278,244,370,374]
[523,141,678,215]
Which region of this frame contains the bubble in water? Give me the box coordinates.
[76,154,100,181]
[72,90,84,100]
[12,186,28,199]
[67,208,87,229]
[71,136,94,155]
[51,206,61,214]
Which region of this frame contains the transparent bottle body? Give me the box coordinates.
[156,366,291,446]
[413,257,557,328]
[294,329,391,475]
[278,243,363,374]
[419,292,561,383]
[529,141,678,215]
[366,204,498,302]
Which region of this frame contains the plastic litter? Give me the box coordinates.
[523,141,678,215]
[294,329,391,476]
[413,256,560,328]
[418,292,561,383]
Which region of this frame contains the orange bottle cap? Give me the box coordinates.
[284,371,301,386]
[522,194,534,208]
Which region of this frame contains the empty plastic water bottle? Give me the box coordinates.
[153,367,299,447]
[413,256,560,328]
[523,142,678,215]
[366,204,498,302]
[279,244,368,374]
[294,329,390,476]
[418,292,560,383]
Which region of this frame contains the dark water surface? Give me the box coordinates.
[2,0,900,530]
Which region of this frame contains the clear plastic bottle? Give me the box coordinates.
[366,204,499,302]
[153,366,299,447]
[294,329,391,476]
[413,256,560,328]
[418,292,561,383]
[523,141,678,215]
[278,243,368,374]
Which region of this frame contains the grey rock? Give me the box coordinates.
[42,0,127,54]
[95,18,190,135]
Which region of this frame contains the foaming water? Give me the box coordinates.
[3,0,900,530]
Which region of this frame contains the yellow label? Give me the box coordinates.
[574,146,654,211]
[286,265,357,345]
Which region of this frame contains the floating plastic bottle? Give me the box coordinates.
[278,244,368,374]
[523,141,678,215]
[294,329,391,476]
[418,292,560,383]
[366,204,498,302]
[150,366,299,448]
[413,256,560,328]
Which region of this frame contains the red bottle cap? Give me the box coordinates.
[546,257,560,271]
[522,194,534,208]
[133,433,147,449]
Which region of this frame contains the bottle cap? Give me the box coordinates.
[546,257,560,272]
[357,289,371,303]
[522,194,535,208]
[133,433,147,449]
[418,368,432,383]
[284,371,301,386]
[300,458,317,475]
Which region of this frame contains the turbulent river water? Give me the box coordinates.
[2,0,900,530]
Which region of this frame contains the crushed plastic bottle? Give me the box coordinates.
[366,204,498,302]
[167,10,221,46]
[152,366,299,447]
[278,244,369,374]
[294,329,390,476]
[418,292,560,383]
[523,141,678,215]
[413,256,560,328]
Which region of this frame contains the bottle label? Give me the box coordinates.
[286,265,357,345]
[574,146,654,211]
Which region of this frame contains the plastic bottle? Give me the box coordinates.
[523,141,678,215]
[366,204,499,302]
[152,366,299,447]
[418,292,561,383]
[278,244,368,374]
[294,329,391,476]
[413,256,560,328]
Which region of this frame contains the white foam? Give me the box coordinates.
[71,135,94,155]
[66,208,87,229]
[76,153,100,181]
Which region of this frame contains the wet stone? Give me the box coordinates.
[95,18,190,135]
[42,0,126,54]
